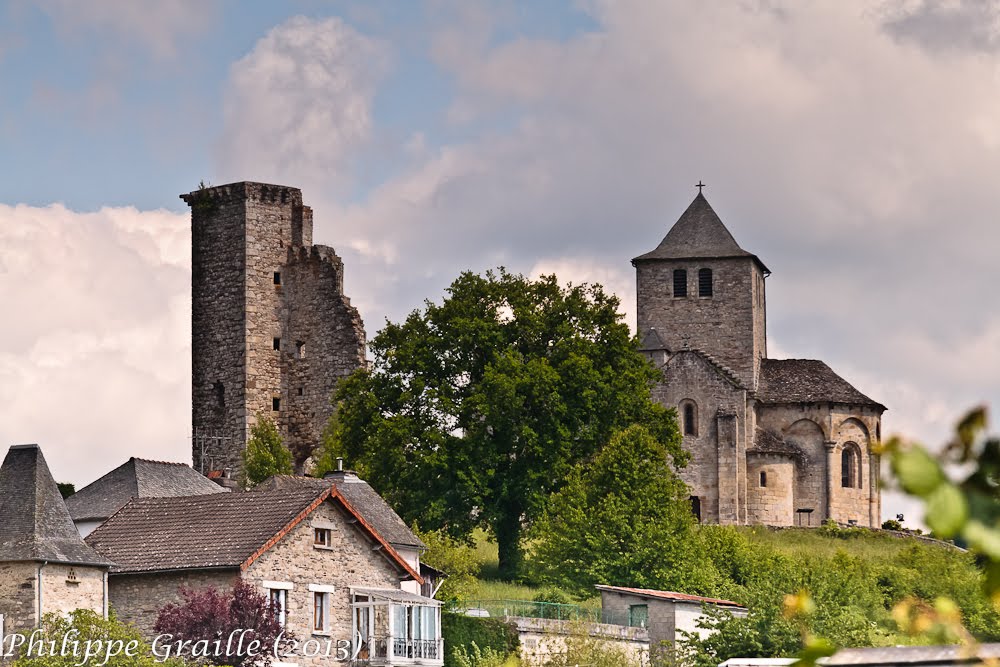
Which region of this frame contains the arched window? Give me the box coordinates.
[699,268,713,297]
[673,269,688,297]
[689,496,701,523]
[759,471,767,487]
[841,443,862,488]
[681,401,698,436]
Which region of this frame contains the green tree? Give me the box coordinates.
[242,414,293,487]
[414,526,485,602]
[12,609,185,667]
[322,269,677,579]
[528,424,709,598]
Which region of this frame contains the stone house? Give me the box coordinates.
[65,457,227,537]
[0,444,114,634]
[595,585,747,655]
[182,181,367,476]
[633,192,886,527]
[85,480,443,667]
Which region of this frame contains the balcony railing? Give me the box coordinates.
[354,636,444,665]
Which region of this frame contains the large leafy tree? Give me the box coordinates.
[528,424,711,598]
[242,414,294,488]
[325,268,679,579]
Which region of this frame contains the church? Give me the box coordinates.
[633,190,885,528]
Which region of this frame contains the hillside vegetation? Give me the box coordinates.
[427,523,1000,664]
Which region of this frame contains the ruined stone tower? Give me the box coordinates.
[183,181,366,476]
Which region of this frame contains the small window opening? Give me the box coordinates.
[314,528,332,547]
[841,444,861,488]
[682,401,697,436]
[213,381,225,408]
[699,268,713,297]
[273,337,281,351]
[690,496,702,523]
[296,341,305,358]
[673,269,688,297]
[273,272,281,285]
[272,397,281,411]
[297,387,304,396]
[760,471,767,487]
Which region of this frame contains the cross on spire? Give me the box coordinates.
[696,180,706,194]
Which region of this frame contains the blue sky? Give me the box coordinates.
[2,1,1000,527]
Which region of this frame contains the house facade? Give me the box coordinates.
[0,445,113,634]
[633,192,886,527]
[85,482,443,667]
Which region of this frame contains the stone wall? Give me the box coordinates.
[108,570,239,637]
[655,351,747,524]
[244,499,404,664]
[636,256,766,390]
[39,564,105,620]
[0,562,38,633]
[746,454,795,526]
[184,182,366,476]
[510,617,649,666]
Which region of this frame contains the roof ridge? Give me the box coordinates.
[132,457,189,466]
[683,347,745,388]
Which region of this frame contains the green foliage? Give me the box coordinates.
[12,610,185,667]
[442,613,519,667]
[321,268,678,579]
[882,519,903,531]
[415,526,485,602]
[56,482,75,499]
[528,424,712,598]
[450,642,515,667]
[677,525,1000,667]
[242,414,294,487]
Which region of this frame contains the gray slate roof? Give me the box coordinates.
[633,193,768,271]
[757,359,885,410]
[748,429,806,461]
[255,474,426,550]
[85,488,327,573]
[66,458,227,522]
[0,445,114,567]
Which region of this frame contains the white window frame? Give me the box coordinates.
[262,581,294,629]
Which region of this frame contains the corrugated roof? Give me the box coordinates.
[0,445,114,567]
[633,193,768,272]
[66,458,226,522]
[757,359,885,410]
[595,584,743,608]
[254,474,426,550]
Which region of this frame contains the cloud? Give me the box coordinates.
[216,16,390,196]
[276,3,1000,522]
[35,0,216,60]
[0,203,191,486]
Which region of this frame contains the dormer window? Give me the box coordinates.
[673,269,688,297]
[699,268,713,297]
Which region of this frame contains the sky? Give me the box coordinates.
[1,0,998,526]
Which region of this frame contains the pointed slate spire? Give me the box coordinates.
[633,192,768,271]
[0,444,114,566]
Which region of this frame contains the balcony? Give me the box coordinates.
[351,636,444,665]
[351,587,444,667]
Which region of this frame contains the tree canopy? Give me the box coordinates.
[323,268,680,579]
[528,424,709,598]
[242,414,294,488]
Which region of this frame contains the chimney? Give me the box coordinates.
[323,457,358,482]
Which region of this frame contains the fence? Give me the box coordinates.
[455,599,630,627]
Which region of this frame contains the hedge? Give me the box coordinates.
[442,612,519,667]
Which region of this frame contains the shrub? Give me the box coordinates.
[443,613,519,667]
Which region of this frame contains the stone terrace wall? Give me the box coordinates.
[108,570,239,637]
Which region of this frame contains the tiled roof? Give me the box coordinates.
[0,445,114,567]
[633,193,768,272]
[66,458,226,522]
[255,474,426,550]
[595,585,744,608]
[85,486,422,582]
[757,359,885,410]
[748,429,806,460]
[86,488,325,573]
[668,348,745,389]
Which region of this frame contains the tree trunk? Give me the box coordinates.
[495,511,523,581]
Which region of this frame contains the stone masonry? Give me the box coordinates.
[183,182,366,475]
[634,192,885,527]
